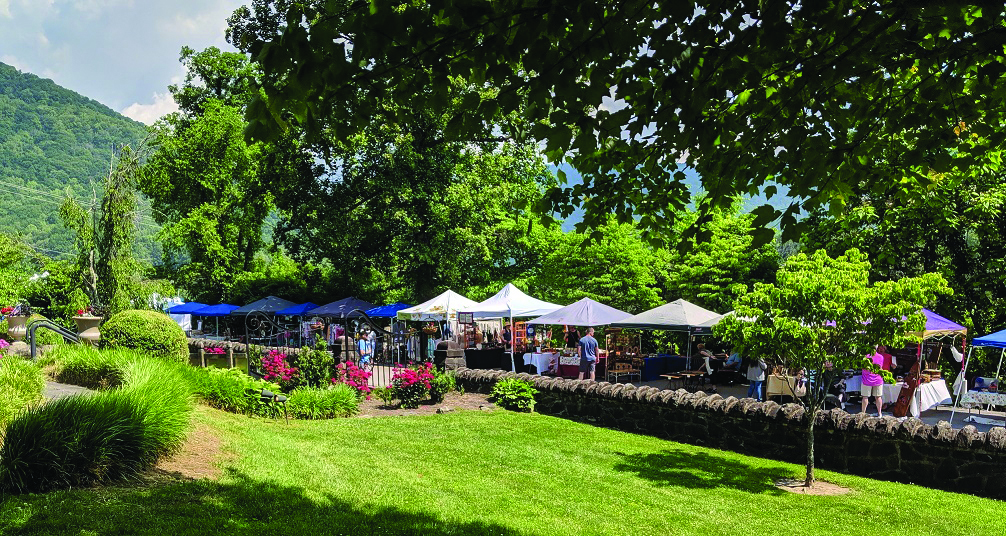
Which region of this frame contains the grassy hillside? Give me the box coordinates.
[0,62,159,260]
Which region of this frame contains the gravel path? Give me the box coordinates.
[43,381,94,400]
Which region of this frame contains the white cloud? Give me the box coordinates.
[0,0,244,111]
[121,92,178,125]
[0,54,26,71]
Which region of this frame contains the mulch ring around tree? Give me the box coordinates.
[356,392,495,418]
[775,478,852,496]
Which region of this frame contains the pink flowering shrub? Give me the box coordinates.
[261,349,298,389]
[390,362,435,409]
[205,347,226,355]
[331,360,372,399]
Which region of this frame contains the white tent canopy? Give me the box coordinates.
[527,297,631,326]
[396,290,479,322]
[462,283,563,371]
[610,298,721,331]
[463,283,562,319]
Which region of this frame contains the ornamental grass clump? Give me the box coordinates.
[43,344,134,389]
[190,367,281,417]
[0,357,193,494]
[0,355,45,426]
[287,384,359,419]
[390,362,435,409]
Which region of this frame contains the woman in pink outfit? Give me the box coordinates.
[861,350,886,417]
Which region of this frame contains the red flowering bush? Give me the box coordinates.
[390,362,435,409]
[331,360,372,399]
[262,349,298,389]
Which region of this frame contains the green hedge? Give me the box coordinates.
[0,356,193,493]
[0,356,45,426]
[100,310,189,363]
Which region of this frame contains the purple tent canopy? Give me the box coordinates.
[824,308,966,339]
[917,309,967,338]
[526,297,631,327]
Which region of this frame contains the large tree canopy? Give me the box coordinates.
[228,1,1006,243]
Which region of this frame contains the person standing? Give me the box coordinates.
[746,358,768,401]
[357,331,373,368]
[861,348,885,417]
[577,327,599,381]
[877,345,895,371]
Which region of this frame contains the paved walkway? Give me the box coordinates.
[43,381,94,400]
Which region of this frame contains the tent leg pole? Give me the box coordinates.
[686,334,692,371]
[510,313,516,373]
[950,346,975,424]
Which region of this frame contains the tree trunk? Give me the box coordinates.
[804,413,815,487]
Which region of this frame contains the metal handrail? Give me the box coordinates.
[28,320,80,360]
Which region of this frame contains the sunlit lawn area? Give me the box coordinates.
[1,406,1003,535]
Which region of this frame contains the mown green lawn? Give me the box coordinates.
[1,406,1002,535]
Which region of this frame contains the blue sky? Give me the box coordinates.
[0,0,244,124]
[553,164,792,231]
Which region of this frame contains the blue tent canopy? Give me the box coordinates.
[192,304,239,317]
[366,302,413,318]
[276,302,319,316]
[168,302,208,314]
[308,297,375,318]
[973,328,1006,349]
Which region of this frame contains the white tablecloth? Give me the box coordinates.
[523,352,559,375]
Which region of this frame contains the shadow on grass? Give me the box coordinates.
[0,470,527,536]
[612,449,790,494]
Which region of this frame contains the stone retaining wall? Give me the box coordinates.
[456,368,1006,499]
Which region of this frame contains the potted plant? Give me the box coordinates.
[73,306,104,347]
[3,304,33,342]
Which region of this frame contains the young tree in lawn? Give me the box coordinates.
[714,248,950,487]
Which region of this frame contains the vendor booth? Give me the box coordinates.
[167,301,206,334]
[230,296,298,346]
[397,290,480,361]
[191,304,239,339]
[275,302,319,347]
[841,309,965,418]
[365,302,412,361]
[525,297,632,377]
[461,284,562,372]
[611,299,722,377]
[951,327,1006,424]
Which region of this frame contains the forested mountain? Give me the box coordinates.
[0,62,158,260]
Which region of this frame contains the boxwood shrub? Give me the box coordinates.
[100,309,189,363]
